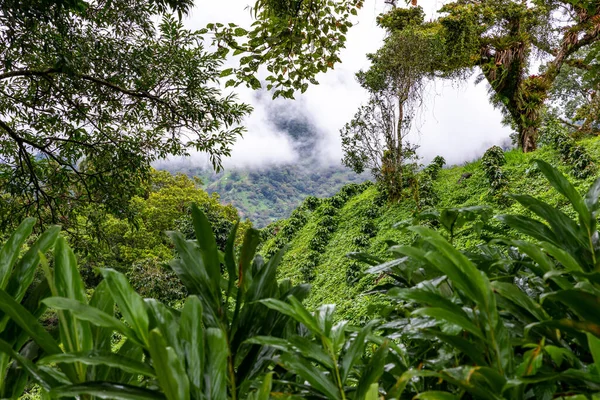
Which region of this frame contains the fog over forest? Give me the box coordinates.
[171,0,513,172]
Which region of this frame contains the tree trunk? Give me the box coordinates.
[520,126,537,152]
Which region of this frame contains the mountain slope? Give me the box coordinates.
[258,137,600,323]
[168,164,369,227]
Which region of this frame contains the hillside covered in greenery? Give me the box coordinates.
[168,164,368,227]
[260,136,600,323]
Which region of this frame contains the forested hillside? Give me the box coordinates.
[168,164,368,227]
[259,136,600,323]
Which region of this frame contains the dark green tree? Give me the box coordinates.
[0,0,252,227]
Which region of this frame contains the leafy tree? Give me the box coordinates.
[211,0,364,99]
[375,1,600,152]
[549,44,600,135]
[341,7,442,198]
[0,0,252,228]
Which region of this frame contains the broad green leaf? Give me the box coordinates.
[341,320,378,382]
[412,308,484,340]
[496,214,557,244]
[101,268,149,345]
[42,297,142,347]
[427,330,488,366]
[5,225,60,303]
[39,351,155,377]
[190,204,221,296]
[588,333,600,373]
[410,227,494,316]
[260,297,322,336]
[145,299,180,353]
[205,327,228,400]
[0,288,61,355]
[147,329,190,400]
[414,392,459,400]
[51,382,166,399]
[256,372,273,400]
[54,237,93,375]
[356,342,389,400]
[89,280,116,352]
[0,338,57,391]
[364,383,380,400]
[178,296,204,397]
[238,227,261,293]
[168,232,220,326]
[510,194,588,258]
[534,159,591,231]
[492,281,549,322]
[279,351,341,400]
[585,176,600,216]
[0,218,35,290]
[224,221,239,298]
[542,290,600,325]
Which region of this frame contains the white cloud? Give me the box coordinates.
[178,0,512,170]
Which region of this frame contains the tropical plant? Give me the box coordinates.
[365,160,600,398]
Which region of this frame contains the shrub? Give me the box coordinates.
[345,261,363,286]
[482,145,509,193]
[542,117,597,178]
[301,195,320,210]
[424,155,446,180]
[126,258,187,305]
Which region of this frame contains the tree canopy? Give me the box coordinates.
[372,0,600,152]
[0,0,254,227]
[0,0,363,229]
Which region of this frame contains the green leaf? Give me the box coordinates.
[190,204,221,297]
[178,296,204,397]
[356,342,389,400]
[0,218,35,290]
[414,392,460,400]
[147,329,190,400]
[6,225,60,303]
[42,297,142,347]
[101,268,149,345]
[0,338,57,391]
[412,308,484,340]
[534,159,591,231]
[167,232,220,326]
[39,351,155,377]
[224,222,239,298]
[256,372,273,400]
[0,288,61,355]
[491,281,549,322]
[238,227,261,293]
[89,280,116,352]
[279,351,341,399]
[364,383,379,400]
[54,237,93,363]
[51,382,166,399]
[588,333,600,373]
[205,327,228,400]
[259,297,322,336]
[340,320,378,382]
[542,290,600,325]
[496,214,557,244]
[585,176,600,216]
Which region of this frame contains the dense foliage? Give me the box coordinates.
[0,0,252,227]
[4,161,600,399]
[178,164,368,227]
[369,1,600,152]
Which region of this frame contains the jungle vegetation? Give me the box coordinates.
[2,0,600,399]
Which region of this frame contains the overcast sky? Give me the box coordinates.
[180,0,512,169]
